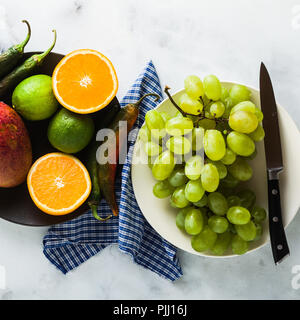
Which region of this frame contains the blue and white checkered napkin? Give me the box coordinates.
[43,61,183,281]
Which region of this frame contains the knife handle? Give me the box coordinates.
[268,178,290,264]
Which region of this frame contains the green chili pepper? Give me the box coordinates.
[0,29,56,98]
[86,142,111,221]
[0,20,31,79]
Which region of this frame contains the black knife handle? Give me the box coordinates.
[268,178,290,264]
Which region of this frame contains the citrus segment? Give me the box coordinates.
[27,153,91,215]
[52,49,118,114]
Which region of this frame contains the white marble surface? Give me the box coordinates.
[0,0,300,300]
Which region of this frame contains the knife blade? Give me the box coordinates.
[259,62,290,264]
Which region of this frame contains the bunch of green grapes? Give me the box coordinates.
[139,74,267,256]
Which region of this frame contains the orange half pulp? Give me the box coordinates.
[52,49,118,114]
[27,153,91,215]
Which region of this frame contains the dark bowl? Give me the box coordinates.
[0,52,120,226]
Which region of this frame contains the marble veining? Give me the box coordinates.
[0,0,300,300]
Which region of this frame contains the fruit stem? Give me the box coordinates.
[91,204,112,221]
[36,29,57,63]
[19,20,31,51]
[134,93,161,107]
[164,86,186,116]
[165,86,230,124]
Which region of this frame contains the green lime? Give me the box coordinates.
[12,74,59,121]
[48,108,95,154]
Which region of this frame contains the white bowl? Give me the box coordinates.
[131,82,300,257]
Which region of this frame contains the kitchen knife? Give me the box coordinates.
[259,62,290,264]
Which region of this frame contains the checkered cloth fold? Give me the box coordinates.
[43,61,183,281]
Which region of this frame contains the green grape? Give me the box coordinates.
[165,117,193,136]
[166,136,191,155]
[185,155,203,180]
[207,192,228,216]
[176,207,191,231]
[231,235,248,255]
[148,154,160,169]
[242,148,257,160]
[203,75,222,101]
[191,226,217,252]
[251,206,267,223]
[255,108,264,122]
[230,101,256,115]
[153,180,174,199]
[144,141,162,157]
[235,220,257,241]
[228,158,253,181]
[139,125,151,142]
[223,97,233,118]
[168,168,188,187]
[160,111,172,122]
[169,197,178,208]
[210,101,225,118]
[203,129,226,161]
[220,87,229,103]
[185,208,204,235]
[208,215,229,233]
[145,110,166,139]
[219,173,239,189]
[191,127,204,151]
[150,129,166,142]
[207,160,227,179]
[221,148,236,165]
[204,103,213,111]
[204,104,214,119]
[175,111,184,118]
[152,150,175,180]
[227,131,255,157]
[201,163,219,192]
[227,195,241,208]
[248,124,265,142]
[227,206,251,225]
[184,75,204,99]
[193,194,208,207]
[237,189,256,210]
[211,231,232,255]
[229,110,258,134]
[185,179,205,202]
[171,185,190,208]
[253,223,263,241]
[179,93,203,115]
[198,118,216,129]
[229,84,251,105]
[187,114,199,123]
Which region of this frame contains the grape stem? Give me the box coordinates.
[164,86,187,116]
[212,115,229,123]
[165,86,229,126]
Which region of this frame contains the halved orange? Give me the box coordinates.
[27,153,91,215]
[52,49,118,114]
